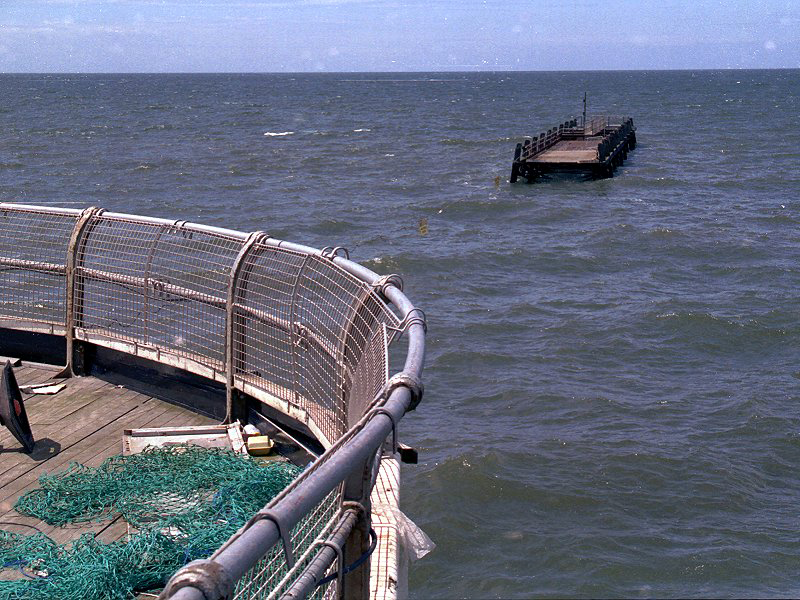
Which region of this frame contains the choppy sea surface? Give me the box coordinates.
[2,70,799,598]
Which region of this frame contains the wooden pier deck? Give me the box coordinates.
[0,360,214,547]
[510,115,636,182]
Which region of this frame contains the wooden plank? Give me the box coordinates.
[81,404,214,470]
[0,391,214,544]
[0,401,161,537]
[92,411,219,544]
[28,379,114,425]
[1,374,107,428]
[8,365,56,385]
[0,387,143,493]
[531,138,600,164]
[535,150,598,163]
[0,393,147,511]
[43,407,217,545]
[126,424,231,437]
[1,371,216,548]
[0,390,161,506]
[0,393,153,536]
[0,384,145,484]
[91,514,129,544]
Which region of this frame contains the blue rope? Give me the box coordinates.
[2,559,44,580]
[315,528,377,588]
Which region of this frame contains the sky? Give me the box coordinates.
[0,0,798,72]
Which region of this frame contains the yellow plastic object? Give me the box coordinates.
[246,435,274,456]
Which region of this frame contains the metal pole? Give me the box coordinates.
[63,206,104,376]
[281,510,359,600]
[583,91,587,128]
[224,231,268,424]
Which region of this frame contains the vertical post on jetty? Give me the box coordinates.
[63,206,104,377]
[342,458,373,600]
[582,92,587,128]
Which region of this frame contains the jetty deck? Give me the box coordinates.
[0,360,214,548]
[510,115,636,182]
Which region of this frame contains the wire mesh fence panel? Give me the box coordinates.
[347,325,390,428]
[233,245,399,442]
[269,488,343,600]
[308,581,336,599]
[75,217,158,341]
[143,222,243,365]
[233,544,286,600]
[232,488,343,600]
[313,576,338,600]
[233,245,309,406]
[226,313,393,597]
[74,215,245,370]
[292,256,400,442]
[0,207,78,325]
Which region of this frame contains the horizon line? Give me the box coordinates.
[2,67,799,75]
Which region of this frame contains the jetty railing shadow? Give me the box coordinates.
[0,203,426,600]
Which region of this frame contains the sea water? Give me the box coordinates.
[1,70,799,598]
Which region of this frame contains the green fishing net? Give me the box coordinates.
[0,445,301,600]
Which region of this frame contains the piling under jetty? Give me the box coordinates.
[510,116,636,182]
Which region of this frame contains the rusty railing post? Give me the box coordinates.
[224,231,269,424]
[62,206,104,377]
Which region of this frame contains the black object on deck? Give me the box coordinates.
[510,116,636,182]
[0,360,35,453]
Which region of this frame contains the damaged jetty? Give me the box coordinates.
[510,115,636,182]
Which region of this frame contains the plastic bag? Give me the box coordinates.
[373,504,435,561]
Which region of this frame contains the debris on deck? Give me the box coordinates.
[123,423,247,455]
[19,383,66,395]
[246,434,275,456]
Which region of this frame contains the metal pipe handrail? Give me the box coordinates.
[162,273,425,599]
[0,202,426,600]
[167,384,418,600]
[281,508,359,599]
[0,202,83,216]
[0,256,66,274]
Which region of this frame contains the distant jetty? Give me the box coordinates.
[510,115,636,182]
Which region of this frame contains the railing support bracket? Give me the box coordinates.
[160,559,233,600]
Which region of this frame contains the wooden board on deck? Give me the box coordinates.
[0,361,216,545]
[531,139,601,164]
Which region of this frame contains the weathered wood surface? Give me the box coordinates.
[533,138,603,163]
[0,360,214,544]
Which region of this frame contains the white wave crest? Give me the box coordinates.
[263,131,294,137]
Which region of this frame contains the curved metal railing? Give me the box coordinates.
[0,203,426,600]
